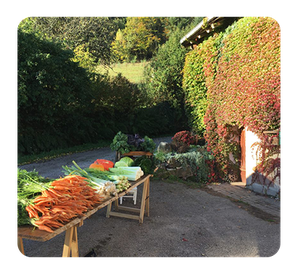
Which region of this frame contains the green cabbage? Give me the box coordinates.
[116,157,134,167]
[114,161,128,168]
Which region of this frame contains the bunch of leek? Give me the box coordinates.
[109,167,144,181]
[62,161,131,193]
[115,178,131,192]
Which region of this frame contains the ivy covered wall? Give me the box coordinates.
[182,17,280,182]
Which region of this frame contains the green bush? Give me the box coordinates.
[18,29,94,154]
[144,28,188,109]
[132,102,188,136]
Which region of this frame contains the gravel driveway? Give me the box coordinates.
[18,136,280,257]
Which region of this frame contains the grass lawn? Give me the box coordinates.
[96,62,149,83]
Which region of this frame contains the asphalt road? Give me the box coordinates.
[19,137,173,179]
[19,137,280,257]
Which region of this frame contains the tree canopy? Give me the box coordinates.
[19,17,125,65]
[111,17,167,62]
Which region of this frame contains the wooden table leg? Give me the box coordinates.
[106,175,151,223]
[114,198,119,211]
[106,202,112,218]
[71,226,79,257]
[18,236,25,255]
[145,177,150,217]
[62,226,79,257]
[139,179,149,224]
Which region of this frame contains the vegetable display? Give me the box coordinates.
[62,161,132,191]
[110,131,156,153]
[26,175,103,232]
[18,156,146,232]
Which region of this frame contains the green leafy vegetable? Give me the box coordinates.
[110,131,131,154]
[140,136,156,152]
[114,161,128,168]
[116,156,134,167]
[110,132,156,153]
[133,156,156,174]
[17,169,51,226]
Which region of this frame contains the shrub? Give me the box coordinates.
[156,149,214,184]
[172,130,200,146]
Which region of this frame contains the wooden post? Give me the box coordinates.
[18,237,24,255]
[139,179,148,223]
[62,226,79,257]
[106,202,112,218]
[115,151,121,162]
[145,177,150,217]
[106,175,151,223]
[114,198,119,211]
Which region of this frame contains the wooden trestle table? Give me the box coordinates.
[18,174,151,257]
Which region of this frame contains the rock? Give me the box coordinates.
[166,156,181,168]
[157,142,172,153]
[174,166,193,180]
[166,166,194,180]
[155,168,170,179]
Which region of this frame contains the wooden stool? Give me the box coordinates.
[119,187,137,205]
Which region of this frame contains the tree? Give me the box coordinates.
[143,17,203,108]
[111,17,167,62]
[18,29,93,154]
[111,28,128,62]
[19,17,121,65]
[144,28,188,107]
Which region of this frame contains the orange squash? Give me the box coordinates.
[89,163,105,171]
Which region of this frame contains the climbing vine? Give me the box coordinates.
[183,17,280,183]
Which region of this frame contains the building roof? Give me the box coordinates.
[180,17,241,48]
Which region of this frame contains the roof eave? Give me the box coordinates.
[180,17,217,47]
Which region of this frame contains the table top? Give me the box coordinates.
[18,174,151,242]
[122,151,153,156]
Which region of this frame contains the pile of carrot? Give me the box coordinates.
[26,175,104,232]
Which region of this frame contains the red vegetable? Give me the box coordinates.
[93,159,114,171]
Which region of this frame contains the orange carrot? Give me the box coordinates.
[26,205,37,219]
[26,174,105,231]
[53,186,70,191]
[37,225,53,233]
[31,205,45,215]
[47,188,62,197]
